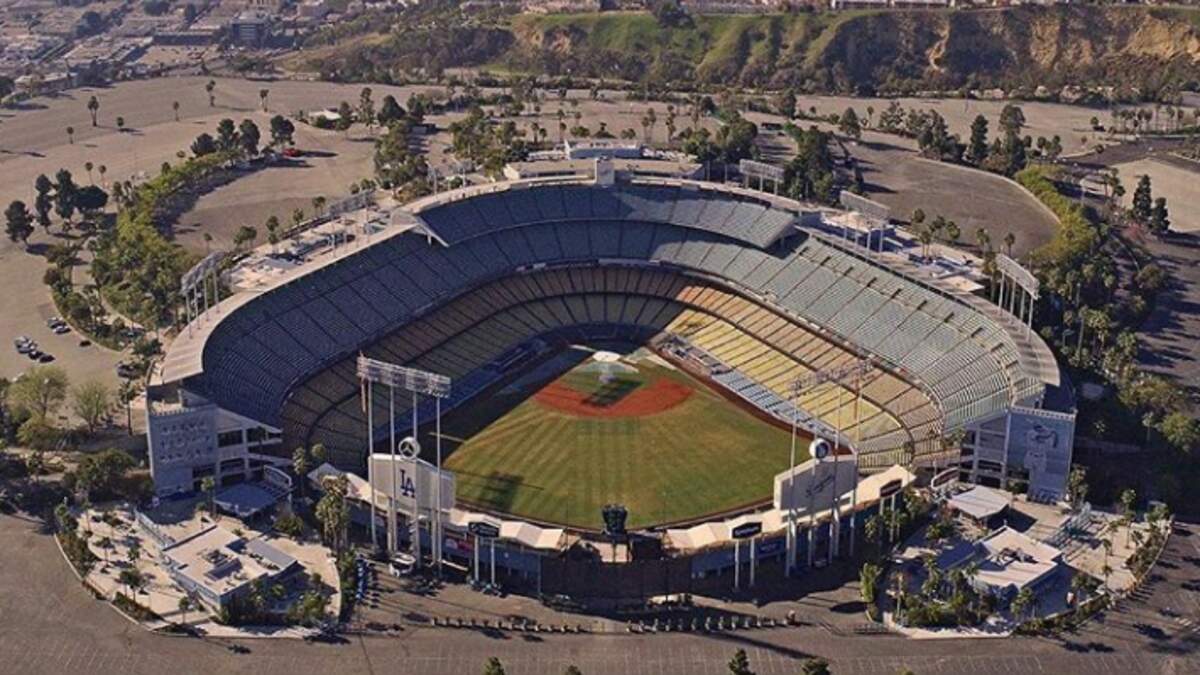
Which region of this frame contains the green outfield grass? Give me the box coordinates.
[437,351,804,530]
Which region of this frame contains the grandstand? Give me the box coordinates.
[152,174,1071,522]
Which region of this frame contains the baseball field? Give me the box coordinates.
[439,346,804,530]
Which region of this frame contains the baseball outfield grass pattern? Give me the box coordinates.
[439,349,804,530]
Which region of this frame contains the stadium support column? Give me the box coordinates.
[389,385,398,555]
[850,375,863,559]
[786,384,800,576]
[829,386,844,563]
[749,536,757,588]
[733,540,741,591]
[435,396,443,577]
[473,534,480,584]
[367,380,376,551]
[411,391,421,568]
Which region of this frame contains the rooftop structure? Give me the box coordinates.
[947,485,1014,521]
[162,525,300,609]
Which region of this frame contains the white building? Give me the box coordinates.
[162,525,300,611]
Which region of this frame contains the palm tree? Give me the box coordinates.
[66,126,75,144]
[84,161,94,184]
[259,88,270,112]
[1011,586,1035,622]
[860,562,881,616]
[98,165,107,187]
[87,96,100,126]
[201,476,216,516]
[172,100,180,122]
[205,79,216,108]
[1120,488,1137,546]
[1003,232,1016,256]
[178,595,192,625]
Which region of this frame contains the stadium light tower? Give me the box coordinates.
[357,356,451,575]
[785,357,874,575]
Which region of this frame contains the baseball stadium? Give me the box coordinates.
[149,167,1072,594]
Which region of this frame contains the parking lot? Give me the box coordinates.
[5,511,1200,674]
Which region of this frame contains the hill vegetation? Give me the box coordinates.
[296,4,1200,100]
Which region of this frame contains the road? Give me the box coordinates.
[3,512,1200,674]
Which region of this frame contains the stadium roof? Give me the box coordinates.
[158,174,1061,456]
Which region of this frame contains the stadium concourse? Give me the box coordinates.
[144,163,1075,597]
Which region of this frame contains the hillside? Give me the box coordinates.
[296,5,1200,97]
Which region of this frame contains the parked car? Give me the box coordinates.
[52,324,71,335]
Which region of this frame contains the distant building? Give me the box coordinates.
[14,71,73,96]
[521,0,601,12]
[161,525,301,612]
[297,0,330,19]
[563,139,644,160]
[230,11,269,47]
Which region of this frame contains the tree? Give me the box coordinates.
[191,133,217,157]
[233,225,258,251]
[77,448,135,495]
[293,446,310,497]
[564,667,582,675]
[6,365,68,421]
[860,561,881,612]
[337,101,354,134]
[269,115,295,148]
[66,126,75,145]
[1161,411,1200,452]
[774,89,797,119]
[238,119,261,156]
[259,88,270,112]
[172,100,180,122]
[53,169,77,225]
[87,96,100,126]
[216,118,238,152]
[1149,197,1170,235]
[378,95,405,125]
[1131,175,1153,223]
[838,107,862,140]
[201,476,216,516]
[75,185,108,219]
[178,595,192,625]
[801,658,831,675]
[1120,488,1137,546]
[1011,586,1035,621]
[71,380,112,435]
[967,114,989,165]
[1003,232,1016,256]
[999,104,1025,137]
[358,87,375,130]
[205,79,216,107]
[116,116,126,133]
[5,200,34,248]
[482,657,507,675]
[315,474,349,551]
[728,649,755,675]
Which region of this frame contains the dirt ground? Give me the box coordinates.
[798,95,1158,158]
[1113,157,1200,233]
